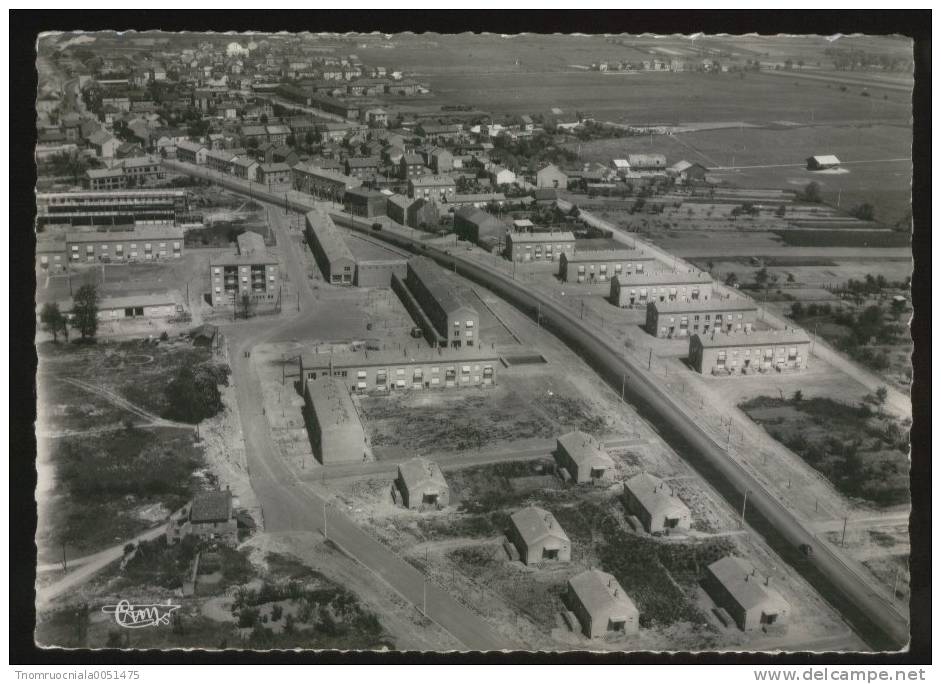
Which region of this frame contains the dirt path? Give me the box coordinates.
[59,377,193,429]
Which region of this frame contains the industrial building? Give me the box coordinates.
[645,299,759,338]
[623,472,692,535]
[556,431,616,484]
[395,457,450,510]
[396,256,480,349]
[452,206,506,245]
[304,375,367,465]
[508,507,571,565]
[343,187,388,218]
[565,569,639,638]
[558,249,656,283]
[298,345,498,395]
[688,329,810,376]
[504,231,576,263]
[609,270,714,308]
[704,556,791,632]
[208,230,280,307]
[292,163,363,201]
[305,208,356,285]
[36,189,189,227]
[354,259,407,288]
[66,225,184,263]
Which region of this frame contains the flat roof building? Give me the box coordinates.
[304,375,367,465]
[209,230,280,308]
[645,298,758,339]
[704,556,791,632]
[508,507,571,565]
[504,230,576,263]
[298,345,499,395]
[66,225,184,263]
[688,329,810,376]
[354,259,407,288]
[395,457,450,510]
[556,431,616,484]
[566,569,639,638]
[623,472,691,535]
[305,208,356,285]
[610,271,714,308]
[37,189,189,227]
[559,249,656,283]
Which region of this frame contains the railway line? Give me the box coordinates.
[164,160,910,649]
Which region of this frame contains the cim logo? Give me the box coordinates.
[101,600,181,629]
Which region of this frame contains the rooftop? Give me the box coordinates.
[398,457,447,490]
[508,231,575,243]
[624,472,690,520]
[707,556,786,611]
[237,230,267,256]
[692,328,811,349]
[410,174,457,187]
[190,490,232,524]
[564,249,652,263]
[300,344,499,372]
[612,270,713,286]
[650,298,756,314]
[66,226,184,243]
[306,375,359,429]
[305,208,355,263]
[557,430,615,471]
[511,506,569,546]
[407,256,479,317]
[568,569,637,619]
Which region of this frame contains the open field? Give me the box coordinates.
[739,396,909,508]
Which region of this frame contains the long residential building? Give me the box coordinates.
[304,375,367,464]
[396,256,480,349]
[558,249,657,283]
[609,270,714,308]
[646,298,759,338]
[305,208,356,285]
[65,225,184,263]
[298,345,499,394]
[688,329,810,376]
[37,189,189,227]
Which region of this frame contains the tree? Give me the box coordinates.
[799,181,822,203]
[754,267,770,289]
[72,285,99,340]
[724,272,739,287]
[874,386,888,407]
[40,302,68,343]
[786,272,796,284]
[775,203,787,218]
[849,203,875,221]
[791,389,804,403]
[164,364,224,423]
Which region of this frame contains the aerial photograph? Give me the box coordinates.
[29,29,914,655]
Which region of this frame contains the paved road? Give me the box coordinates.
[712,158,910,171]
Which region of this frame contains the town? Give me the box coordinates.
[32,31,913,653]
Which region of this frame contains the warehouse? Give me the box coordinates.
[645,298,758,338]
[305,208,356,285]
[609,270,714,308]
[508,506,571,565]
[452,206,506,245]
[556,431,616,484]
[304,375,367,465]
[565,569,639,638]
[704,556,791,632]
[558,249,656,283]
[354,259,407,288]
[209,230,281,308]
[623,472,691,535]
[395,457,450,510]
[688,329,810,376]
[396,256,480,348]
[66,225,184,263]
[504,230,576,263]
[298,345,499,394]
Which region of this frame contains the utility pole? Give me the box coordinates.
[422,580,427,616]
[648,349,652,370]
[740,489,749,529]
[727,420,733,451]
[62,543,68,572]
[323,501,327,539]
[840,516,847,547]
[621,373,626,403]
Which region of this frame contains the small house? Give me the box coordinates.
[806,155,841,171]
[704,556,791,631]
[566,569,639,638]
[508,506,571,565]
[396,457,450,510]
[556,431,615,484]
[623,472,691,534]
[167,489,239,546]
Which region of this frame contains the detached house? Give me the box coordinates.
[395,457,450,510]
[565,569,640,638]
[508,506,571,565]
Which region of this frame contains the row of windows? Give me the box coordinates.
[310,364,494,381]
[213,266,277,274]
[667,311,740,323]
[577,263,645,273]
[716,347,801,362]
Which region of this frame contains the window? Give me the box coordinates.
[357,371,367,379]
[465,320,474,328]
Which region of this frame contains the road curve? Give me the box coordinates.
[165,160,909,649]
